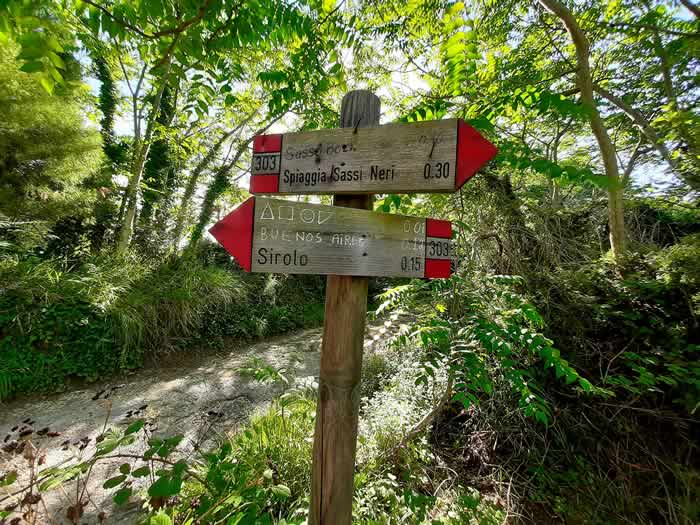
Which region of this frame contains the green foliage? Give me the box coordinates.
[360,352,398,401]
[545,243,700,413]
[97,355,505,524]
[0,1,697,524]
[0,248,324,400]
[138,82,179,233]
[94,56,117,149]
[238,357,289,386]
[144,392,316,524]
[378,272,602,426]
[0,0,73,94]
[0,38,102,250]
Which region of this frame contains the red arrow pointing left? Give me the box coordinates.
[208,197,255,271]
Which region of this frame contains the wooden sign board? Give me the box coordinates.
[249,119,497,195]
[209,197,454,278]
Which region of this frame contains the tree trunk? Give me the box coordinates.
[115,61,172,253]
[171,113,259,249]
[679,0,700,19]
[537,0,626,259]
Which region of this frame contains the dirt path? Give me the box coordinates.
[0,319,400,524]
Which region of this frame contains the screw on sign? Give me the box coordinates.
[208,196,455,279]
[209,91,495,525]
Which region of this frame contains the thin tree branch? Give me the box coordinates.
[621,138,644,186]
[604,21,700,38]
[594,84,677,170]
[82,0,214,40]
[115,44,134,97]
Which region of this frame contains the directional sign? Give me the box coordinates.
[209,197,454,278]
[249,119,497,195]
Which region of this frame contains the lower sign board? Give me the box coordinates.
[209,197,454,279]
[249,119,497,195]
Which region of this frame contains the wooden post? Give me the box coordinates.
[309,90,380,525]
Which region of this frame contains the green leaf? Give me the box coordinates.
[17,46,45,60]
[45,35,63,52]
[39,75,55,94]
[132,466,151,478]
[103,475,127,489]
[148,476,172,497]
[0,471,17,487]
[39,476,66,492]
[172,460,187,477]
[49,66,63,83]
[579,378,593,392]
[148,474,181,498]
[20,60,45,73]
[125,419,145,435]
[39,465,85,492]
[534,410,549,425]
[271,484,291,498]
[148,513,173,525]
[96,435,121,456]
[119,463,131,475]
[113,486,132,505]
[164,435,183,448]
[48,52,65,69]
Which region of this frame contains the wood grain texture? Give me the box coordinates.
[252,119,460,194]
[250,197,440,278]
[309,90,379,525]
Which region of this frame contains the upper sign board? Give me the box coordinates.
[249,119,497,195]
[209,197,454,279]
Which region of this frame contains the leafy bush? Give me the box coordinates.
[0,254,140,396]
[376,272,599,426]
[112,257,245,354]
[142,391,316,525]
[360,351,398,400]
[0,248,325,400]
[541,242,700,413]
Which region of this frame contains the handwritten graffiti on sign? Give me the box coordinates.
[209,197,454,279]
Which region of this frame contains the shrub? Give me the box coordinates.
[111,257,245,354]
[360,351,398,400]
[0,249,325,400]
[154,391,316,524]
[541,244,700,412]
[0,253,141,397]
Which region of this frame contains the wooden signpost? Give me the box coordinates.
[209,90,496,525]
[249,118,497,195]
[208,196,454,279]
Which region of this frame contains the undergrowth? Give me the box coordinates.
[1,231,697,525]
[0,244,325,400]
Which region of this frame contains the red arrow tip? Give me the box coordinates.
[209,197,255,271]
[456,120,498,189]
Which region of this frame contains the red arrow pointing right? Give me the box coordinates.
[455,120,498,190]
